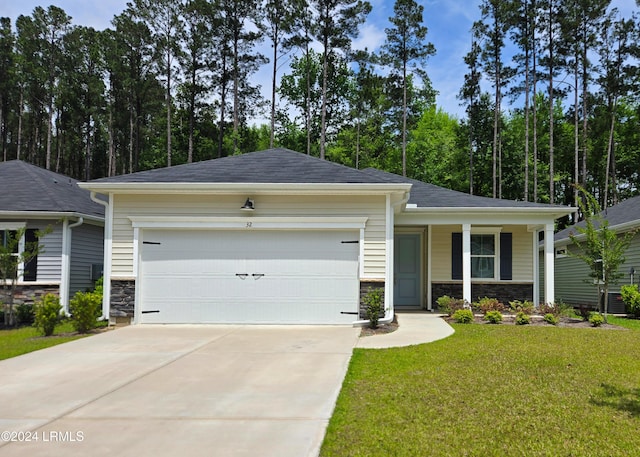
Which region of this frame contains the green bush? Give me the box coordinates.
[15,303,35,326]
[475,297,504,314]
[436,295,466,316]
[515,311,530,325]
[363,289,384,329]
[621,285,640,318]
[452,309,474,324]
[589,312,605,327]
[544,313,559,325]
[69,291,102,333]
[484,310,503,324]
[34,294,62,336]
[510,300,535,315]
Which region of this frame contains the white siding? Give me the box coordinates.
[70,223,104,296]
[111,193,387,279]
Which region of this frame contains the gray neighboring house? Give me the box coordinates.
[81,148,572,325]
[550,195,640,311]
[0,160,105,312]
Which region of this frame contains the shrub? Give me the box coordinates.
[510,300,535,315]
[436,295,466,316]
[589,312,605,327]
[15,303,35,326]
[544,313,559,325]
[515,311,530,325]
[452,309,474,324]
[363,289,384,329]
[475,297,504,314]
[484,310,503,324]
[34,294,61,336]
[621,285,640,318]
[69,291,102,333]
[538,302,572,317]
[577,305,594,321]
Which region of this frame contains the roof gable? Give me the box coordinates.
[0,160,104,218]
[90,148,388,184]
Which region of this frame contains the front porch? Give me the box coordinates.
[393,222,556,310]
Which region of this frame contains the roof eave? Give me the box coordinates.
[79,182,412,195]
[554,218,640,246]
[0,211,104,224]
[404,206,575,218]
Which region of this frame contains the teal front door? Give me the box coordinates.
[394,234,421,307]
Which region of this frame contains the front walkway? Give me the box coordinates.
[356,311,455,349]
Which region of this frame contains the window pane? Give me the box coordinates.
[471,234,494,255]
[472,257,494,278]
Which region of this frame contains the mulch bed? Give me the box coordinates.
[444,314,624,329]
[360,316,399,337]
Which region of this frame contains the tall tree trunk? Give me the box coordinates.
[604,97,617,209]
[320,31,329,160]
[532,19,538,202]
[270,24,278,149]
[402,59,407,177]
[46,102,53,169]
[16,89,23,160]
[524,35,530,202]
[188,65,196,163]
[548,1,554,204]
[305,36,311,155]
[233,30,239,155]
[166,49,172,167]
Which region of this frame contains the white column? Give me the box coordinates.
[60,218,70,313]
[544,223,555,305]
[426,226,432,311]
[532,228,540,306]
[385,194,394,319]
[462,223,471,304]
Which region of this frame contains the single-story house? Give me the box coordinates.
[550,194,640,312]
[0,160,105,312]
[80,148,573,325]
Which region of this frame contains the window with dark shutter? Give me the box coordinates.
[500,232,512,280]
[24,229,38,282]
[451,232,462,280]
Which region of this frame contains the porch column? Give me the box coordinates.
[462,223,471,304]
[532,228,540,306]
[544,223,555,305]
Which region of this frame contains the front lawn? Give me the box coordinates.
[0,321,90,360]
[322,323,640,457]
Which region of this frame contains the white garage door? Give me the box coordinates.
[138,230,360,324]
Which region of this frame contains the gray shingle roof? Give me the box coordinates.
[0,160,105,218]
[361,168,567,209]
[90,148,388,184]
[555,194,640,241]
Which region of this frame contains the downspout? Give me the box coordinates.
[90,191,111,320]
[353,191,410,326]
[60,217,84,313]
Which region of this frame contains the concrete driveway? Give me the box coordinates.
[0,325,360,457]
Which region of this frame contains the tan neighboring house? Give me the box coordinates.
[80,148,572,324]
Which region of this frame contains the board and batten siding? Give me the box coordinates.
[552,230,640,306]
[111,193,387,279]
[70,223,104,296]
[430,224,534,282]
[27,220,63,283]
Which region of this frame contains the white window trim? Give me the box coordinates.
[470,228,501,280]
[1,223,27,283]
[129,216,368,230]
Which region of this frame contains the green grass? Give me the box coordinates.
[321,323,640,457]
[0,321,90,361]
[607,315,640,330]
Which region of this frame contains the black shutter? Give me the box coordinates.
[24,229,38,282]
[500,232,512,280]
[451,232,462,280]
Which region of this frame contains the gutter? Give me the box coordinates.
[60,217,84,313]
[352,190,411,327]
[90,192,111,320]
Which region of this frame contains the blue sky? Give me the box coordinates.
[2,0,638,120]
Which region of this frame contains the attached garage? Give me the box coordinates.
[138,229,360,324]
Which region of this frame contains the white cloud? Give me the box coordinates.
[352,23,386,52]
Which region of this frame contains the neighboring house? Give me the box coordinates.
[550,195,640,312]
[0,161,105,312]
[80,148,572,325]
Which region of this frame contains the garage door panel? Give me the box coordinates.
[139,230,359,324]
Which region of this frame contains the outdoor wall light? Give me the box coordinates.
[241,198,255,211]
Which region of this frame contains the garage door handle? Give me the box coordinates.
[236,273,249,279]
[252,273,265,279]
